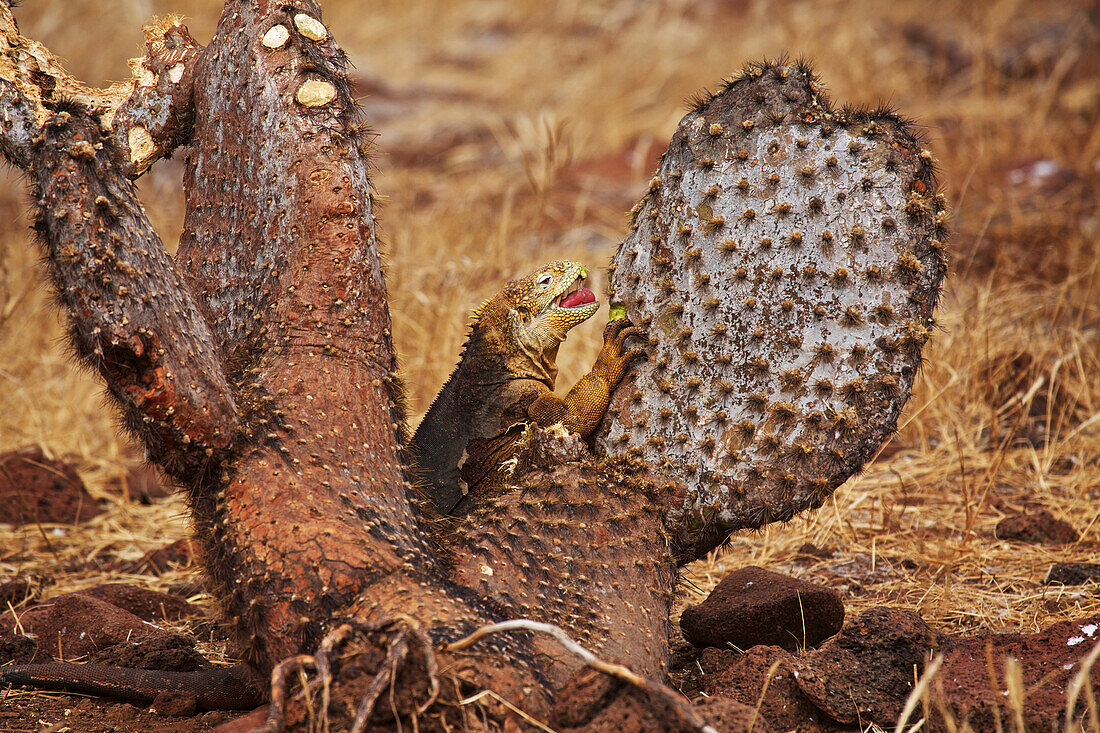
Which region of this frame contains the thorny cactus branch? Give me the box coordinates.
[0,1,222,475]
[0,84,238,479]
[0,0,446,677]
[598,61,947,562]
[0,3,202,174]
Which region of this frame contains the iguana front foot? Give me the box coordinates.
[547,318,646,437]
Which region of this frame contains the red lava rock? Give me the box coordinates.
[795,543,835,560]
[699,646,833,732]
[1045,563,1100,585]
[105,462,172,503]
[88,629,206,671]
[2,593,173,659]
[81,583,195,622]
[0,633,43,664]
[931,618,1100,732]
[150,690,198,717]
[680,566,844,652]
[0,578,38,608]
[794,606,938,726]
[0,447,102,526]
[102,702,140,723]
[691,696,773,732]
[128,538,199,575]
[215,707,270,733]
[975,351,1082,441]
[995,509,1078,544]
[549,668,748,732]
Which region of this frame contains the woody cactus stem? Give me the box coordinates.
[0,0,457,677]
[1,0,947,727]
[0,76,237,482]
[598,60,948,562]
[1,3,666,725]
[0,6,202,176]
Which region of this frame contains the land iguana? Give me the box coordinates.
[411,259,644,515]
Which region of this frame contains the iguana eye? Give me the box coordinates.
[536,273,554,288]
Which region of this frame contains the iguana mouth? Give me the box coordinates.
[554,278,596,310]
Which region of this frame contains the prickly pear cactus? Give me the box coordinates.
[596,61,948,562]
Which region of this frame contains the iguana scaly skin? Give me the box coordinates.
[411,260,643,515]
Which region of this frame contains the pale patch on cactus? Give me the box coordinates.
[293,13,328,42]
[127,125,156,168]
[596,61,947,562]
[296,79,337,107]
[262,25,291,49]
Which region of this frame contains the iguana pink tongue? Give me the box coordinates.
[560,288,595,308]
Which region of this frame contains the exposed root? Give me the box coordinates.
[443,619,719,733]
[350,629,408,733]
[257,617,441,733]
[260,655,320,733]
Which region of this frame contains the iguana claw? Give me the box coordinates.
[595,318,646,385]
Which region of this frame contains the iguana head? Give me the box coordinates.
[471,260,599,380]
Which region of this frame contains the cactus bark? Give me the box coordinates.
[0,2,944,729]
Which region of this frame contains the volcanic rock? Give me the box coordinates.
[699,646,833,732]
[932,618,1100,732]
[0,633,42,665]
[1045,563,1100,585]
[0,578,38,607]
[88,632,207,672]
[691,695,774,733]
[2,593,174,659]
[0,447,101,525]
[680,566,844,651]
[105,462,171,504]
[995,509,1078,544]
[150,690,198,717]
[128,538,199,575]
[81,583,195,622]
[548,667,761,732]
[794,606,938,725]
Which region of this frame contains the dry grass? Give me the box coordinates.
[1,0,1099,727]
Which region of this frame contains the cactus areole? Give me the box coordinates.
[597,62,947,562]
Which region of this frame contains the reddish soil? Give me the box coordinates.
[1046,563,1100,585]
[80,584,197,622]
[5,581,1100,731]
[1,593,181,660]
[103,462,173,504]
[0,696,247,732]
[126,538,201,575]
[995,509,1079,544]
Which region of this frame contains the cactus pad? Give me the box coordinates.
[596,61,947,562]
